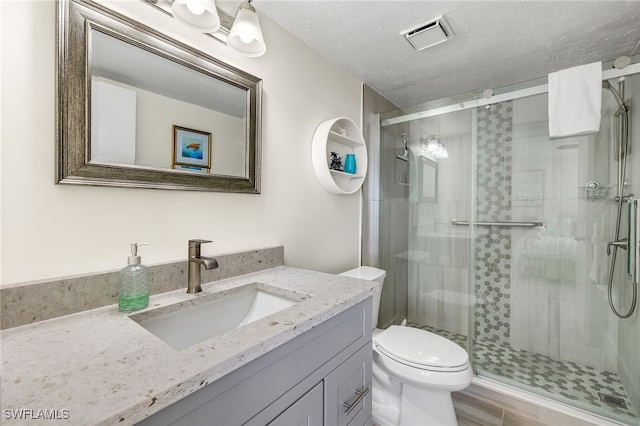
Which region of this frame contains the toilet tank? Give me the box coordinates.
[339,266,386,330]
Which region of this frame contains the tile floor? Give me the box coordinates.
[408,323,639,424]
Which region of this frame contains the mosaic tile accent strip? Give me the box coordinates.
[475,101,514,345]
[409,323,639,424]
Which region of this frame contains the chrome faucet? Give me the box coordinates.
[187,239,219,294]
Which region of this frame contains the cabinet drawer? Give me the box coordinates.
[268,382,323,426]
[324,344,372,426]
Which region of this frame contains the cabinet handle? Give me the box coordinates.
[342,387,370,416]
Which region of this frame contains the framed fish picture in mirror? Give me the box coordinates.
[174,165,209,174]
[172,125,212,169]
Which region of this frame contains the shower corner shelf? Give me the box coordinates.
[578,185,615,199]
[312,117,368,194]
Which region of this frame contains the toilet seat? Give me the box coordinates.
[374,326,469,372]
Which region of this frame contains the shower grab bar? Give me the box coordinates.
[450,219,544,228]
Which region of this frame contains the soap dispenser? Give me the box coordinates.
[118,243,150,312]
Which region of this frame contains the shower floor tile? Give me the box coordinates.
[407,323,639,424]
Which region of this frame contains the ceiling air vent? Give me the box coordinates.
[401,15,455,51]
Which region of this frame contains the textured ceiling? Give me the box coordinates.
[252,0,640,108]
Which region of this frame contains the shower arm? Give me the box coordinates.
[604,79,630,201]
[602,80,626,111]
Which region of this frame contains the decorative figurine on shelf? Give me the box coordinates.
[329,151,343,171]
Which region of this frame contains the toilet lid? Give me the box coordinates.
[374,326,469,371]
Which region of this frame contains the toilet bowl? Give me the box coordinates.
[340,267,472,426]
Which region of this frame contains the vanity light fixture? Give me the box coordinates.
[164,0,266,57]
[228,1,266,57]
[424,136,448,159]
[172,0,221,33]
[424,136,439,155]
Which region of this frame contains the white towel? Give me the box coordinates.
[548,61,602,137]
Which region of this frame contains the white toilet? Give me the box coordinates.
[340,266,473,426]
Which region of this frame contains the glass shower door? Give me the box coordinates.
[404,108,474,354]
[470,91,639,423]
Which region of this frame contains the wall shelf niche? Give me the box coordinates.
[312,117,367,194]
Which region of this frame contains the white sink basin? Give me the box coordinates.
[131,283,302,351]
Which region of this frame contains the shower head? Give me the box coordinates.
[396,152,409,162]
[397,132,409,162]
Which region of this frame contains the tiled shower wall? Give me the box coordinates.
[474,102,514,345]
[362,85,408,328]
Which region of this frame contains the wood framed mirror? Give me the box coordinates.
[56,0,262,192]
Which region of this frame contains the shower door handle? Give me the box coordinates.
[450,219,544,228]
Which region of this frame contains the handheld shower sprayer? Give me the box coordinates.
[605,77,637,319]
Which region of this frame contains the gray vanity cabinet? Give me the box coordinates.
[137,298,373,426]
[325,345,372,426]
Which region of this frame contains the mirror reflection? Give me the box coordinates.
[90,29,247,177]
[420,157,438,202]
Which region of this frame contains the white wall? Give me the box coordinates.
[91,79,137,165]
[134,82,246,175]
[0,0,363,285]
[92,77,246,175]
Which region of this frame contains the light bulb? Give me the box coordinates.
[239,33,254,44]
[425,137,439,154]
[172,0,220,32]
[435,144,449,159]
[186,0,206,15]
[228,2,266,56]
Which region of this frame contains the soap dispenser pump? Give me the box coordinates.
[118,243,151,312]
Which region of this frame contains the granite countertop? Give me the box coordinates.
[0,266,377,425]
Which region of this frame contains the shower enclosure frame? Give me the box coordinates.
[381,64,640,128]
[375,61,640,424]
